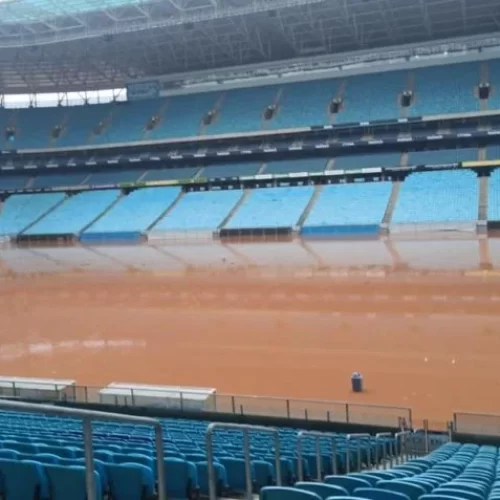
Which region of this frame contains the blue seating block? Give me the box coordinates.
[45,464,102,500]
[106,462,155,500]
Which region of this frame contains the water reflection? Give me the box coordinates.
[0,237,495,275]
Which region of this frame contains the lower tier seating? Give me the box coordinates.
[84,187,181,235]
[0,193,66,236]
[153,190,243,232]
[392,170,478,224]
[304,182,392,227]
[25,190,121,236]
[225,186,315,229]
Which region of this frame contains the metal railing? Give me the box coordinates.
[345,433,371,474]
[0,399,165,500]
[0,381,412,428]
[395,430,412,465]
[296,430,339,481]
[206,423,281,500]
[375,432,394,469]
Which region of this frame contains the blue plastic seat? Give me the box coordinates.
[106,462,155,500]
[46,464,102,500]
[196,461,228,496]
[219,457,255,493]
[348,474,380,486]
[375,480,427,500]
[33,453,60,465]
[0,459,49,500]
[325,476,372,494]
[254,460,275,488]
[0,450,19,460]
[164,457,198,499]
[354,487,411,500]
[261,486,322,500]
[295,481,350,499]
[434,488,484,500]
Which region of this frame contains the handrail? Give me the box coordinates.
[395,430,411,465]
[0,399,165,500]
[297,430,339,481]
[346,433,371,473]
[206,423,281,500]
[375,432,393,469]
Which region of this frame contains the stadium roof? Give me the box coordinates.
[0,0,499,94]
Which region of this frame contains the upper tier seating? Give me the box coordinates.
[408,148,478,165]
[304,182,392,227]
[31,172,89,189]
[86,169,145,186]
[271,80,340,129]
[487,169,500,221]
[84,187,181,234]
[334,153,402,170]
[392,170,478,224]
[207,86,280,135]
[24,190,121,236]
[142,167,201,182]
[201,163,261,179]
[225,186,314,229]
[264,159,327,175]
[16,107,69,149]
[153,190,243,232]
[0,59,499,151]
[486,145,500,161]
[148,92,220,140]
[0,193,66,236]
[411,63,481,116]
[0,174,30,191]
[336,71,406,123]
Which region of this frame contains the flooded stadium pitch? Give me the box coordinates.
[1,237,500,427]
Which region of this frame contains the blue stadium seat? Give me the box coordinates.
[353,488,411,500]
[375,480,427,500]
[219,457,255,493]
[261,486,323,500]
[164,457,198,499]
[295,481,350,499]
[253,459,275,488]
[324,476,372,494]
[196,460,228,496]
[45,464,102,500]
[106,462,155,500]
[0,459,49,500]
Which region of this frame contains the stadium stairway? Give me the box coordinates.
[381,182,402,230]
[78,192,124,236]
[217,189,250,230]
[146,189,186,232]
[296,185,324,228]
[19,194,68,236]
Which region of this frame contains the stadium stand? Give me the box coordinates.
[83,187,181,239]
[224,186,315,229]
[151,190,243,236]
[333,153,402,170]
[391,170,478,231]
[31,172,89,189]
[0,174,30,191]
[337,71,406,123]
[207,86,280,134]
[487,169,500,221]
[485,145,500,160]
[148,93,220,140]
[411,63,481,116]
[301,182,392,236]
[485,59,500,111]
[24,190,121,236]
[201,163,262,179]
[86,169,145,186]
[0,193,66,237]
[263,159,327,175]
[407,148,478,165]
[141,167,201,182]
[270,80,340,129]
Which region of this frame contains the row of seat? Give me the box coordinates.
[0,410,394,499]
[2,59,500,149]
[0,167,488,237]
